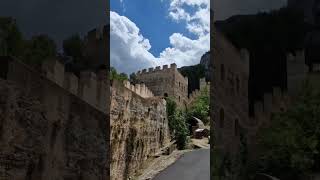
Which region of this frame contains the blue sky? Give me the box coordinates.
[110,0,210,74]
[111,0,197,56]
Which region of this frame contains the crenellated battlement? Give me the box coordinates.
[286,50,308,96]
[136,63,178,75]
[123,80,154,98]
[41,59,108,112]
[86,25,108,41]
[252,86,290,122]
[186,78,210,107]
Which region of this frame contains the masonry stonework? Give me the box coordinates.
[135,63,188,108]
[0,57,109,180]
[110,80,170,180]
[212,27,313,177]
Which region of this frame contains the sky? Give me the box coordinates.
[213,0,288,20]
[110,0,210,74]
[0,0,286,73]
[0,0,107,50]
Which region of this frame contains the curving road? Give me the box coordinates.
[153,149,210,180]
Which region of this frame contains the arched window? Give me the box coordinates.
[221,64,225,81]
[235,119,239,136]
[220,108,224,128]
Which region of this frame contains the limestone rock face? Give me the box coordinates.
[200,51,211,81]
[110,81,170,180]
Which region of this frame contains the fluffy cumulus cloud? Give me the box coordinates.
[110,0,210,74]
[110,11,160,73]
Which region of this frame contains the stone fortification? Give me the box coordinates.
[212,27,311,172]
[286,50,309,96]
[0,56,109,180]
[84,25,109,68]
[110,80,170,180]
[212,28,250,155]
[186,78,210,108]
[123,80,154,98]
[135,63,188,108]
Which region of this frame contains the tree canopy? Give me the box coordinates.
[254,81,320,179]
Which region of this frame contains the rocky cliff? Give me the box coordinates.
[200,51,211,81]
[110,80,170,180]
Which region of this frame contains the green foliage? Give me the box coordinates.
[63,34,85,62]
[173,110,188,150]
[23,35,57,65]
[129,73,137,84]
[110,67,128,81]
[255,81,320,179]
[0,17,58,66]
[187,87,210,124]
[166,97,188,150]
[0,17,24,57]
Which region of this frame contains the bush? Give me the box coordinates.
[187,86,210,124]
[166,97,188,150]
[255,81,320,179]
[173,110,188,149]
[110,67,128,81]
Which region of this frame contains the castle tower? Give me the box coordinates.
[135,63,188,108]
[84,25,109,68]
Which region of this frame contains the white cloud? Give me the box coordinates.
[110,0,210,74]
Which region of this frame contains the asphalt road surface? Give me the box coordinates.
[153,149,210,180]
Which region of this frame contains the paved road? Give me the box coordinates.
[153,149,210,180]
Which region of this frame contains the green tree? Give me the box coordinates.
[173,110,188,150]
[187,87,210,124]
[129,73,137,84]
[0,17,24,57]
[166,97,188,150]
[255,82,320,179]
[63,34,84,62]
[23,35,57,66]
[110,67,128,81]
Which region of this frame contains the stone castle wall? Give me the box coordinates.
[212,28,250,155]
[135,63,188,108]
[84,25,109,68]
[0,57,109,180]
[287,50,309,96]
[186,78,210,108]
[110,80,170,180]
[123,80,154,98]
[212,28,307,165]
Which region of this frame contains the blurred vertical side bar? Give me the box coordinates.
[210,0,214,178]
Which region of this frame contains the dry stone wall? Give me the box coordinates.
[110,80,169,180]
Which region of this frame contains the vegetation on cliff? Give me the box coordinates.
[250,82,320,179]
[186,86,210,125]
[110,67,128,81]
